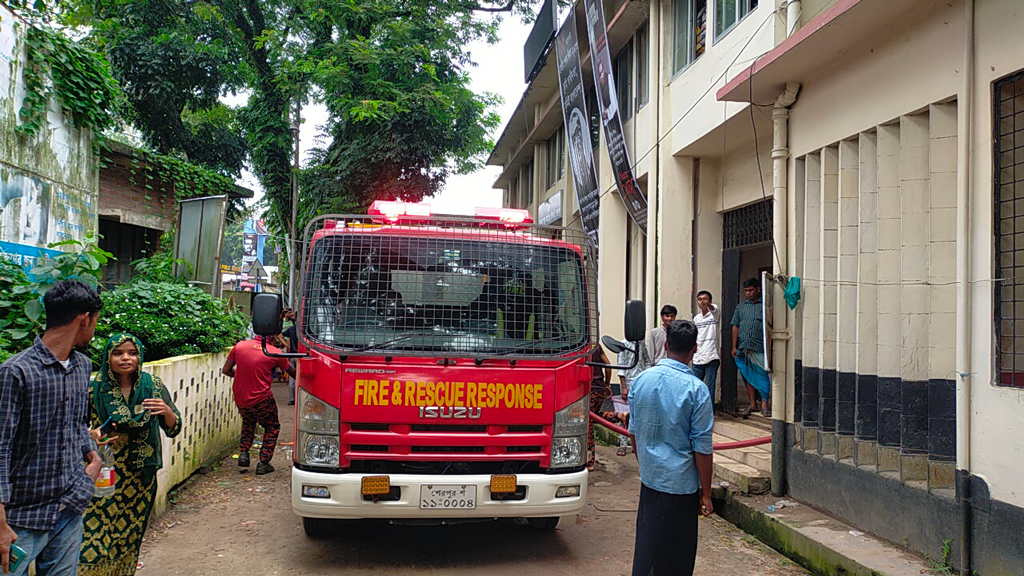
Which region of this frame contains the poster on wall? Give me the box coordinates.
[582,0,648,234]
[553,8,600,253]
[0,166,96,270]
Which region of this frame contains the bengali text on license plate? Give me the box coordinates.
[420,484,477,509]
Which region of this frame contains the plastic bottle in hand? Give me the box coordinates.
[94,444,117,498]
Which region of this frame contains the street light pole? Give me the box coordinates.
[288,101,300,309]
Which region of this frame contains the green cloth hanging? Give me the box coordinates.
[784,276,802,310]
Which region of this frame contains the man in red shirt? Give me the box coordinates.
[222,336,295,475]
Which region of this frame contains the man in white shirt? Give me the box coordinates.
[691,291,721,408]
[648,304,677,364]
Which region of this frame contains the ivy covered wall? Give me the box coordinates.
[0,5,98,269]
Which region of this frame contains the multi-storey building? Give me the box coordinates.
[490,0,1024,573]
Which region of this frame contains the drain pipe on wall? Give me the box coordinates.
[784,0,802,37]
[956,0,974,573]
[770,81,800,497]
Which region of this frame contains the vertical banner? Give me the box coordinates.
[554,9,600,254]
[582,0,648,234]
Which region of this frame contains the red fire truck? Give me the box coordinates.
[252,201,643,538]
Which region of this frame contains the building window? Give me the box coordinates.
[615,40,633,122]
[673,0,707,73]
[715,0,757,41]
[546,128,565,188]
[636,24,649,110]
[522,161,534,207]
[509,179,519,208]
[995,70,1024,387]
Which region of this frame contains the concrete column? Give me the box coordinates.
[598,127,628,340]
[818,145,839,456]
[899,113,931,484]
[855,131,879,468]
[875,122,902,474]
[800,152,821,450]
[790,157,806,423]
[657,155,694,323]
[836,140,859,461]
[927,102,958,489]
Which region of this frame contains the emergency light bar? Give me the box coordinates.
[368,200,432,221]
[473,207,533,224]
[366,201,534,226]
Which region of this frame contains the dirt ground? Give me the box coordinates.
[138,383,809,576]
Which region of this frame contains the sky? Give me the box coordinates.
[236,16,533,217]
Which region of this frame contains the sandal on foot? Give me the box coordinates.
[616,447,627,456]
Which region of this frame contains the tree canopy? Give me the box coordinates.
[53,0,528,237]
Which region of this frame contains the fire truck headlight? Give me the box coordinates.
[550,436,584,467]
[301,434,341,467]
[553,396,589,437]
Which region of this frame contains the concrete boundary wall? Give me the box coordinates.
[143,349,240,517]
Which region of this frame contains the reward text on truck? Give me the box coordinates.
[252,201,640,538]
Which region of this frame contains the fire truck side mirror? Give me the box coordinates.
[252,293,284,337]
[623,299,646,343]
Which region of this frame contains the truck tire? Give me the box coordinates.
[302,517,340,539]
[526,517,560,531]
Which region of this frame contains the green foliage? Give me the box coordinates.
[17,25,121,139]
[129,250,193,285]
[29,234,112,293]
[0,257,41,359]
[93,281,248,363]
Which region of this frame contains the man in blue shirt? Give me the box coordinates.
[628,320,714,576]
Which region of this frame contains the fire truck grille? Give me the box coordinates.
[410,424,487,433]
[347,460,545,475]
[506,446,543,453]
[351,444,388,452]
[297,214,598,360]
[411,446,486,454]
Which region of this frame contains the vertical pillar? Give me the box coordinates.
[836,140,859,462]
[818,146,839,457]
[598,128,628,340]
[792,158,806,424]
[657,156,694,315]
[875,123,902,475]
[899,113,931,485]
[927,102,958,490]
[800,152,821,450]
[856,131,879,468]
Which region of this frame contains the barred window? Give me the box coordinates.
[723,199,773,249]
[995,70,1024,387]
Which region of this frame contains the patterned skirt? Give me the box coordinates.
[78,462,158,576]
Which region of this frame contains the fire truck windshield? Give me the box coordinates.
[300,233,590,357]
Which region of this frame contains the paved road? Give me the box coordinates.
[139,384,809,576]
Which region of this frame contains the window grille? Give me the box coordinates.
[298,215,597,361]
[995,70,1024,387]
[723,199,773,249]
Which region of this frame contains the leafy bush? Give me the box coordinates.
[93,281,247,363]
[0,257,43,357]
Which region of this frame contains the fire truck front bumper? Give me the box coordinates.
[292,467,588,520]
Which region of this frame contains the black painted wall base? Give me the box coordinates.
[786,428,1024,576]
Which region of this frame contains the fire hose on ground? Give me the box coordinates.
[590,411,772,451]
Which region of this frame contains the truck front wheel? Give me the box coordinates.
[526,517,560,531]
[302,516,341,539]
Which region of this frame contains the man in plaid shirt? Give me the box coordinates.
[0,281,104,575]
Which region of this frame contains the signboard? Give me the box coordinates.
[524,0,557,83]
[173,195,228,295]
[538,190,563,226]
[242,233,257,270]
[553,10,600,252]
[582,0,648,234]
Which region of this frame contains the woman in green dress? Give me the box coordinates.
[79,333,181,576]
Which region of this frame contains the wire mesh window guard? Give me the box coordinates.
[298,215,597,360]
[723,199,773,250]
[995,70,1024,387]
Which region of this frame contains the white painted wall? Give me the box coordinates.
[781,0,1024,508]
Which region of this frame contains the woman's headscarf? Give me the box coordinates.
[92,333,180,477]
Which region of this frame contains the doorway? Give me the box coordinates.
[719,200,773,415]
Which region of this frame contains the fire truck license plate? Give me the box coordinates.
[420,485,477,509]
